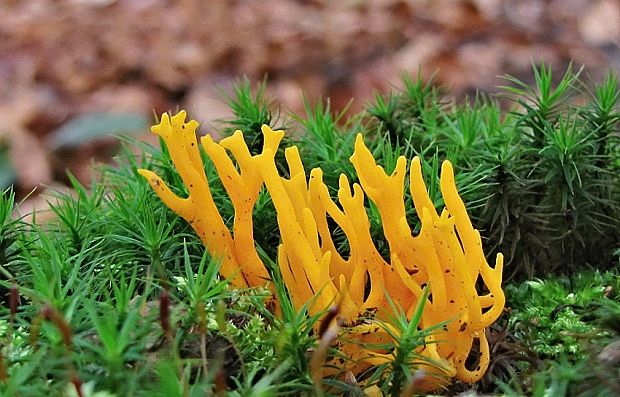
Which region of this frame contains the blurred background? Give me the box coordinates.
[1,0,618,217]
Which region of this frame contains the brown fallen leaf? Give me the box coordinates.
[579,0,620,47]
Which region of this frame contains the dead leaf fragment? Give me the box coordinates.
[579,0,620,46]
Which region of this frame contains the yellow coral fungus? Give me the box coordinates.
[137,112,276,289]
[138,111,505,391]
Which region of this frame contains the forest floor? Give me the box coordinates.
[0,0,618,216]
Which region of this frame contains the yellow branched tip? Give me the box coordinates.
[151,110,200,139]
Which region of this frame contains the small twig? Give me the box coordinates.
[42,304,73,351]
[310,304,341,394]
[196,301,208,377]
[159,288,171,343]
[71,373,84,397]
[0,346,7,382]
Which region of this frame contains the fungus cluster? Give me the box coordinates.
[138,111,505,390]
